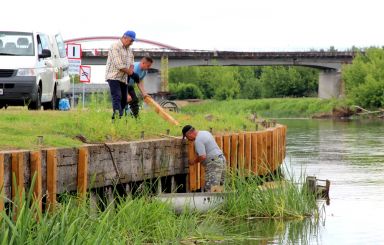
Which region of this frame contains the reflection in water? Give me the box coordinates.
[223,217,323,244]
[279,119,384,244]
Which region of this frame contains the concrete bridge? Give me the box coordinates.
[81,49,355,98]
[65,36,356,98]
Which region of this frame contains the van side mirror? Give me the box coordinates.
[39,49,51,59]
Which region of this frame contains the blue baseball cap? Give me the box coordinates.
[123,30,136,41]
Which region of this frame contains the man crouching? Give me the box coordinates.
[182,125,226,192]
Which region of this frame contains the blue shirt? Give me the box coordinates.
[128,62,147,86]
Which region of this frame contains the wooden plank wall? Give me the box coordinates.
[187,125,287,191]
[0,127,287,198]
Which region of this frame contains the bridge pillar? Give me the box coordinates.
[318,70,344,99]
[144,71,162,94]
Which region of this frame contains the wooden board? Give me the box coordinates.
[237,133,245,175]
[230,134,238,171]
[30,151,42,212]
[223,135,231,168]
[245,132,252,175]
[47,149,57,212]
[77,147,89,199]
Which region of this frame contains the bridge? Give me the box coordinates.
[66,37,357,98]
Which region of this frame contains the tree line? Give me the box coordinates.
[169,66,319,100]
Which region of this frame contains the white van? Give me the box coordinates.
[0,30,70,110]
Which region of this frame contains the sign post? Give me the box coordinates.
[66,43,82,109]
[79,65,91,109]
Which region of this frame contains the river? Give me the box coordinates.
[231,119,384,244]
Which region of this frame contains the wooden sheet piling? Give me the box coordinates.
[223,135,231,168]
[30,151,42,212]
[11,153,24,204]
[215,135,223,149]
[230,134,238,171]
[245,132,252,175]
[238,133,245,175]
[47,149,57,212]
[144,96,179,126]
[266,130,273,173]
[257,132,268,176]
[251,132,258,174]
[77,147,89,199]
[11,152,24,219]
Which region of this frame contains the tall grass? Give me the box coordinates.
[0,171,322,244]
[223,169,319,219]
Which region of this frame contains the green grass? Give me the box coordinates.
[0,172,321,244]
[182,98,349,118]
[0,107,260,151]
[0,97,347,150]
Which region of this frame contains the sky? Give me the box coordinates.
[1,0,383,51]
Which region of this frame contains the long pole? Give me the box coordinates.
[82,82,85,109]
[72,75,75,109]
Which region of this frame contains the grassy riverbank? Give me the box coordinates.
[0,97,348,150]
[0,174,320,244]
[181,98,349,118]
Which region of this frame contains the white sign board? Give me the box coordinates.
[80,65,91,83]
[68,59,81,75]
[66,43,82,59]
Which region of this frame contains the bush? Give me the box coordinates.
[343,48,384,108]
[172,83,203,99]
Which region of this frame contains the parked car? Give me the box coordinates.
[0,30,70,110]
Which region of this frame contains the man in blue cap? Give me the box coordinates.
[105,30,139,121]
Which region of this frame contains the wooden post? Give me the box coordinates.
[215,135,223,150]
[245,132,252,175]
[251,132,258,174]
[238,133,245,175]
[46,149,57,212]
[78,147,89,199]
[230,134,238,171]
[272,128,278,172]
[30,151,42,212]
[282,126,287,161]
[257,132,268,176]
[223,135,231,168]
[11,152,24,220]
[0,153,4,213]
[187,142,197,191]
[266,130,273,173]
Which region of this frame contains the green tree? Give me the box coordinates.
[343,48,384,108]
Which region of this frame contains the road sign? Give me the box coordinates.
[80,65,91,83]
[66,43,82,59]
[68,59,81,75]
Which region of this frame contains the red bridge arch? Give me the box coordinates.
[64,36,180,51]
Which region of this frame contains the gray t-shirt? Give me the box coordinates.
[194,131,223,162]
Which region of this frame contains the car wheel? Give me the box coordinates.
[28,86,42,110]
[43,86,57,110]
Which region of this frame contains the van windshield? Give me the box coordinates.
[0,31,34,56]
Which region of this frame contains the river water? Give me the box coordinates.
[232,119,384,245]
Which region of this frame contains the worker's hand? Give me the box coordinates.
[143,94,150,99]
[128,65,134,75]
